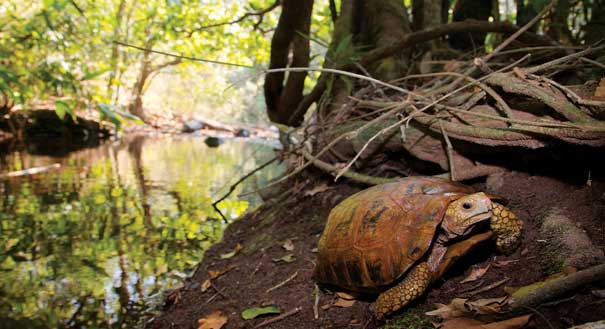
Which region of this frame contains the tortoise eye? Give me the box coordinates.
[462,202,473,210]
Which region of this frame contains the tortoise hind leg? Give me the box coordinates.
[375,263,430,319]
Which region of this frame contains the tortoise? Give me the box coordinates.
[313,176,522,319]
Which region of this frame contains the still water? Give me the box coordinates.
[0,135,282,328]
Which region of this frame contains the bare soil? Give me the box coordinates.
[149,171,605,329]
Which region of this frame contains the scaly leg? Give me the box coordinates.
[374,262,431,319]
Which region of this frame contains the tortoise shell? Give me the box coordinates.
[314,177,475,291]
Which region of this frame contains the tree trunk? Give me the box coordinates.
[516,0,539,32]
[263,0,314,126]
[585,0,605,45]
[449,0,492,51]
[547,0,573,46]
[107,0,127,103]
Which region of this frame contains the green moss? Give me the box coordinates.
[381,307,433,329]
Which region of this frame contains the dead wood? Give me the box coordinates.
[508,264,605,311]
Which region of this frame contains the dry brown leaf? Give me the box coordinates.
[461,264,491,283]
[440,317,483,329]
[335,292,356,300]
[427,297,508,319]
[333,297,356,308]
[426,299,469,319]
[219,243,242,259]
[321,304,332,310]
[201,279,212,292]
[466,296,508,315]
[439,314,531,329]
[479,314,532,329]
[282,239,294,251]
[198,310,228,329]
[493,260,518,268]
[305,183,330,196]
[208,265,236,280]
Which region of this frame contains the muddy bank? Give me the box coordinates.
[150,172,605,329]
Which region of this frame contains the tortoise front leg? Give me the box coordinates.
[375,262,431,319]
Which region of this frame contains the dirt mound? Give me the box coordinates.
[149,172,605,329]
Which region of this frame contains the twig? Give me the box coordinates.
[523,305,555,329]
[302,149,397,185]
[266,271,299,293]
[211,282,229,300]
[467,278,509,297]
[0,163,61,179]
[525,46,604,74]
[253,307,301,329]
[580,57,605,69]
[313,284,320,320]
[114,41,254,68]
[186,1,279,35]
[212,157,278,222]
[482,0,555,63]
[439,121,456,181]
[262,67,412,95]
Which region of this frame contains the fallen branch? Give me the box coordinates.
[212,157,278,222]
[0,163,61,179]
[508,263,605,311]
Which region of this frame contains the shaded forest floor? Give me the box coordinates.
[150,171,605,329]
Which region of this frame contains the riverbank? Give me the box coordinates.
[149,171,605,329]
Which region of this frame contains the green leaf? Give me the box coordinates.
[272,254,296,263]
[55,100,72,120]
[81,69,109,81]
[241,306,280,320]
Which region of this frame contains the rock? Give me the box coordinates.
[182,119,204,133]
[538,208,604,274]
[204,137,224,148]
[235,128,250,137]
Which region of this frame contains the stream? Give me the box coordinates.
[0,135,282,328]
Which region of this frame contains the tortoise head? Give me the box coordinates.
[441,193,523,255]
[441,192,493,240]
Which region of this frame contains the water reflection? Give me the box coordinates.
[0,135,282,328]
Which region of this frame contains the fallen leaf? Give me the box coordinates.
[241,305,281,320]
[282,239,294,251]
[466,296,508,315]
[311,247,318,253]
[321,304,332,310]
[333,297,356,308]
[440,317,483,329]
[220,243,242,259]
[207,265,236,280]
[305,182,330,196]
[336,292,356,300]
[427,297,508,320]
[461,264,491,283]
[198,310,228,329]
[479,314,531,329]
[426,299,469,319]
[493,260,518,268]
[201,279,212,292]
[272,254,296,263]
[439,314,531,329]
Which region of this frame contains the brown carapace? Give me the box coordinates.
[313,177,522,319]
